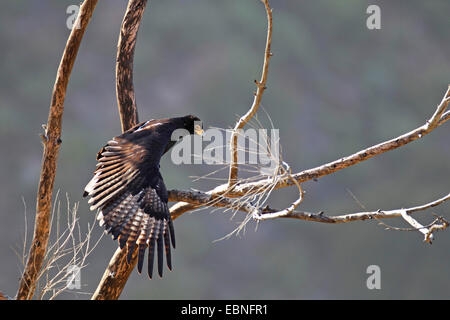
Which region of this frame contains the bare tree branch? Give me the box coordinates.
[169,189,449,225]
[116,0,147,131]
[16,0,98,300]
[91,246,136,300]
[228,0,273,187]
[170,86,450,216]
[91,0,147,301]
[278,192,450,223]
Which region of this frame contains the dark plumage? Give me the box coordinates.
[84,115,203,278]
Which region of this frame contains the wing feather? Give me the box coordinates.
[84,121,176,279]
[164,220,172,270]
[147,228,156,279]
[156,222,164,278]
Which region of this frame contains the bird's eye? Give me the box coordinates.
[194,124,204,136]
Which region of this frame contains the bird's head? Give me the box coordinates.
[182,114,203,136]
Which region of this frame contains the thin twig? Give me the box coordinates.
[33,196,103,300]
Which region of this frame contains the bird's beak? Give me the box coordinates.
[194,124,204,136]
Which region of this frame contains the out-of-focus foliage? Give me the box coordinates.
[0,0,448,299]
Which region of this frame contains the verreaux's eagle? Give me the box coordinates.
[83,115,203,278]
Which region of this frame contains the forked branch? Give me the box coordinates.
[169,86,450,216]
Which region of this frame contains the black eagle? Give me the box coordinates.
[83,115,203,278]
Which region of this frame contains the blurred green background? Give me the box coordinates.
[0,0,449,299]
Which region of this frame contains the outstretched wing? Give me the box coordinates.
[84,134,175,278]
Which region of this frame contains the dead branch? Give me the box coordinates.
[91,0,147,300]
[16,0,98,300]
[228,0,273,187]
[116,0,147,131]
[279,192,450,223]
[169,86,450,216]
[169,190,449,224]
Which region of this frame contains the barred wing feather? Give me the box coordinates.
[84,136,175,278]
